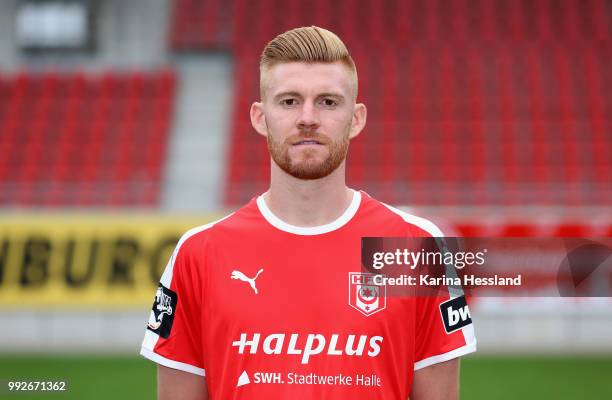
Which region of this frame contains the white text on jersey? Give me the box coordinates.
[232,333,383,364]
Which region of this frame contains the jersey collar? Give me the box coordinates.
[256,189,361,235]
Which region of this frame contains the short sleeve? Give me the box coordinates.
[413,292,477,370]
[140,236,205,376]
[395,216,477,370]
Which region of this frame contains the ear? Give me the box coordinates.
[250,102,268,137]
[349,103,367,139]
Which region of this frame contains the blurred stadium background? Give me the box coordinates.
[0,0,611,398]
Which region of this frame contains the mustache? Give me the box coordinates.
[286,132,331,145]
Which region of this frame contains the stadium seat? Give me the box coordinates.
[0,70,176,207]
[206,0,612,208]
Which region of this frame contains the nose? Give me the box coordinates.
[296,101,320,130]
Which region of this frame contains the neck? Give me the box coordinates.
[263,160,354,227]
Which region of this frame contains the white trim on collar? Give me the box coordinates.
[256,189,361,235]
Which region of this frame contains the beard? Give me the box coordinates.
[267,130,350,180]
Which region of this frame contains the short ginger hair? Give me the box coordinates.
[259,26,358,100]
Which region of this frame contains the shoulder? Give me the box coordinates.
[358,191,444,237]
[176,213,235,252]
[158,212,236,285]
[176,197,262,252]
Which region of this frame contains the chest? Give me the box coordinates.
[200,235,415,336]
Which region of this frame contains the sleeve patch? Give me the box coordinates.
[439,295,472,334]
[147,284,178,338]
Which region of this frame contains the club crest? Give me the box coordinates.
[348,272,386,316]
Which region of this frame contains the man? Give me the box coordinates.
[141,26,476,399]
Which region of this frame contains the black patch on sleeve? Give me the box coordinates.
[439,295,472,334]
[147,284,178,338]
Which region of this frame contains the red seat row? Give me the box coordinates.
[0,70,176,207]
[453,222,612,237]
[170,0,612,51]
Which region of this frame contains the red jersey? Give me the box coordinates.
[141,190,476,399]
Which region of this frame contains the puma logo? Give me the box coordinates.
[231,269,264,294]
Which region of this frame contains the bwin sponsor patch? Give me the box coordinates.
[439,295,472,334]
